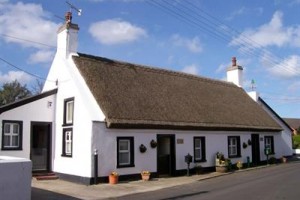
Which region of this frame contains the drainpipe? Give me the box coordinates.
[94,149,98,184]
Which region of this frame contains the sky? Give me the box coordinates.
[0,0,300,118]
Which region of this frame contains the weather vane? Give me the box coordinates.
[66,1,82,16]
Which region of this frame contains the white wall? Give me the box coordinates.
[0,94,56,159]
[0,156,32,200]
[258,101,293,157]
[93,122,263,177]
[44,53,106,178]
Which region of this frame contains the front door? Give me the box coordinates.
[251,134,260,166]
[157,135,176,177]
[31,122,51,172]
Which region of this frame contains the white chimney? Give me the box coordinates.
[56,12,79,58]
[227,57,243,87]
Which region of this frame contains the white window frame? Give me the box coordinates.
[2,121,22,150]
[64,98,74,125]
[62,128,72,157]
[118,139,130,166]
[228,137,238,157]
[194,138,202,161]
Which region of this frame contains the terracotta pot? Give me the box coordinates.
[215,166,228,173]
[109,175,118,184]
[141,174,150,181]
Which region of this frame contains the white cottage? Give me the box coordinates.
[0,13,292,184]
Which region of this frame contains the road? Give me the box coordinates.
[116,162,300,200]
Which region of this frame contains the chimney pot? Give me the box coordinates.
[232,57,237,66]
[65,12,72,23]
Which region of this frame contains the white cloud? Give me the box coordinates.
[171,34,203,53]
[230,11,300,50]
[28,50,55,64]
[0,71,33,84]
[181,64,199,75]
[226,7,246,21]
[266,55,300,78]
[0,2,59,49]
[89,19,147,45]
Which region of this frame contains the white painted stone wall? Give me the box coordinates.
[0,156,32,200]
[92,122,270,177]
[0,94,56,160]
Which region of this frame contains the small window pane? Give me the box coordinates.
[13,124,19,134]
[3,135,10,146]
[4,124,10,133]
[66,101,74,123]
[119,140,129,151]
[11,135,19,146]
[119,152,130,165]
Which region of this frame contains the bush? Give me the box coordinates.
[292,135,300,149]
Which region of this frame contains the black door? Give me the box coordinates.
[31,122,51,172]
[251,134,260,166]
[157,135,176,177]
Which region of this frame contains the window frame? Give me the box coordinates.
[264,136,275,155]
[1,120,23,150]
[228,136,241,158]
[193,137,206,162]
[63,97,74,126]
[117,137,135,168]
[62,128,73,157]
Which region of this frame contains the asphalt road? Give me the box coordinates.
[116,162,300,200]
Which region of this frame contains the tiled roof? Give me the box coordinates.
[73,53,281,132]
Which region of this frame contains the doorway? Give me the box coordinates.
[157,135,176,177]
[251,134,260,166]
[31,122,52,172]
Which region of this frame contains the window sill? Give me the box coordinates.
[228,155,241,159]
[194,159,207,163]
[62,123,73,127]
[117,164,135,168]
[1,148,22,151]
[61,154,72,157]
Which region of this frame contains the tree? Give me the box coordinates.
[0,80,32,106]
[31,79,44,95]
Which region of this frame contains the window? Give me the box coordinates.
[1,120,22,150]
[264,136,274,154]
[62,128,72,157]
[63,98,74,125]
[228,136,241,158]
[194,137,206,162]
[117,137,134,168]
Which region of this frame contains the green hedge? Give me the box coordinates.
[292,135,300,149]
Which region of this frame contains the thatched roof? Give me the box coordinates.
[73,53,281,132]
[283,118,300,130]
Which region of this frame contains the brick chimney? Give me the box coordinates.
[227,57,243,87]
[56,12,79,58]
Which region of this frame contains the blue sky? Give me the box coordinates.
[0,0,300,118]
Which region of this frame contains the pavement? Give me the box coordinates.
[31,156,300,200]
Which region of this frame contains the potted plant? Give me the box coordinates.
[281,156,287,163]
[215,152,228,173]
[236,161,243,170]
[141,170,151,181]
[109,171,119,184]
[194,164,203,175]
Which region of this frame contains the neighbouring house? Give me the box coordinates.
[283,118,300,135]
[0,12,293,184]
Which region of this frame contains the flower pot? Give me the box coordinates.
[215,166,228,173]
[281,157,287,163]
[141,174,150,181]
[109,175,118,184]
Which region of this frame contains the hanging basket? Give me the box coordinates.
[150,140,157,148]
[139,144,147,153]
